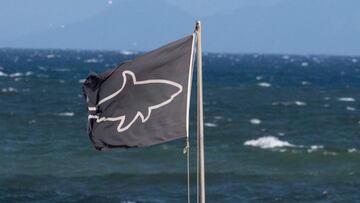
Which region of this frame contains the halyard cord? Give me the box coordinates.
[185,32,197,203]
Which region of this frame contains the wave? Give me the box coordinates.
[244,136,359,156]
[272,101,307,106]
[301,81,310,85]
[204,122,217,127]
[46,54,56,59]
[78,79,86,83]
[1,87,18,93]
[346,106,356,111]
[250,118,261,125]
[301,62,309,67]
[84,58,102,63]
[338,97,355,102]
[348,148,358,153]
[56,112,75,117]
[9,72,23,77]
[120,50,136,55]
[244,136,295,149]
[0,71,8,76]
[257,82,271,87]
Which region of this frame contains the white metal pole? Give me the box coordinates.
[195,21,205,203]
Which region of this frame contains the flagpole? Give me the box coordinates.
[195,21,205,203]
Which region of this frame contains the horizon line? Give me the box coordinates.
[0,46,359,58]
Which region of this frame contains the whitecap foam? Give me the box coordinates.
[78,79,86,83]
[301,62,309,67]
[272,101,306,106]
[38,66,47,71]
[244,136,295,149]
[0,71,8,77]
[1,87,18,93]
[204,123,217,127]
[28,120,36,124]
[47,54,56,59]
[307,145,324,152]
[301,81,310,85]
[294,101,307,106]
[84,58,99,63]
[121,50,135,55]
[257,82,271,87]
[346,106,356,111]
[352,58,358,63]
[338,97,355,102]
[9,72,23,77]
[278,149,287,152]
[322,151,338,156]
[54,68,70,72]
[121,201,137,203]
[57,112,75,117]
[250,118,261,125]
[348,148,357,153]
[256,76,263,80]
[282,55,290,60]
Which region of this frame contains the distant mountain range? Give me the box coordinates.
[2,0,360,55]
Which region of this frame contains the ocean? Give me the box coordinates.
[1,48,360,203]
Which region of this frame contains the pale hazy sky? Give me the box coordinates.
[1,0,359,55]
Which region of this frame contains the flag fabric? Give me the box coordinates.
[82,35,195,150]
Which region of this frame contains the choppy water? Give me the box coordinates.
[1,48,360,202]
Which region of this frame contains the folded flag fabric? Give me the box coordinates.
[82,35,195,150]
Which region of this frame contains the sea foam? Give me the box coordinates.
[244,136,294,149]
[346,106,356,111]
[9,72,23,77]
[301,62,309,67]
[78,79,86,83]
[0,71,8,77]
[250,118,261,125]
[348,148,357,153]
[120,50,135,55]
[204,123,217,127]
[257,82,271,87]
[338,97,355,102]
[1,87,18,93]
[272,101,307,106]
[57,112,75,117]
[84,58,100,63]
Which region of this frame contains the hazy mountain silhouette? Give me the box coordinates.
[4,0,196,52]
[0,0,109,43]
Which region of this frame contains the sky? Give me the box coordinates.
[0,0,359,55]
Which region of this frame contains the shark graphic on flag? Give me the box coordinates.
[83,35,195,150]
[88,70,183,133]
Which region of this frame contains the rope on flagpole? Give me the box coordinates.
[184,138,190,203]
[183,27,199,203]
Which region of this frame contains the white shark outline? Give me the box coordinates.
[88,70,183,133]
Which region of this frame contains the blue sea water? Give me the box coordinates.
[1,48,360,203]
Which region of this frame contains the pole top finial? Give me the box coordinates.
[195,21,201,32]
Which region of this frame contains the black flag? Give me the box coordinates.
[83,35,195,150]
